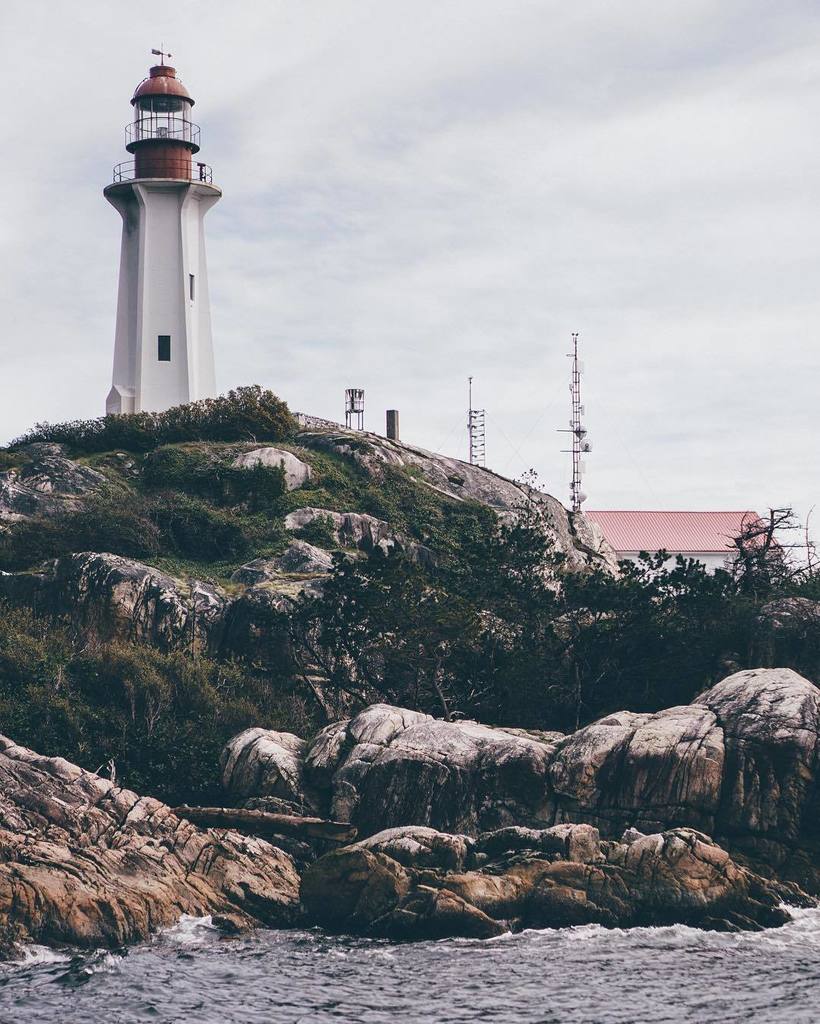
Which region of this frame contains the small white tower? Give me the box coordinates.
[104,53,221,415]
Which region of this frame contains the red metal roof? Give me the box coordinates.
[585,510,762,554]
[132,65,193,105]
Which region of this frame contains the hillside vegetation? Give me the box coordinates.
[1,388,818,803]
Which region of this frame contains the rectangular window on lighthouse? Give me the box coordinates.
[158,335,171,361]
[189,274,195,301]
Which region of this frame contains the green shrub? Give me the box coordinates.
[0,603,314,804]
[293,513,337,549]
[0,490,161,571]
[142,445,216,493]
[11,386,297,454]
[142,445,286,511]
[220,462,286,510]
[150,495,251,562]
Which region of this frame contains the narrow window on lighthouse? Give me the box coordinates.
[189,274,195,301]
[158,335,171,361]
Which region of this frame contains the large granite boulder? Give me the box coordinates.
[301,823,803,940]
[549,669,820,869]
[303,704,561,835]
[694,668,820,844]
[221,727,308,808]
[549,705,725,836]
[0,736,300,955]
[0,444,104,524]
[231,447,312,491]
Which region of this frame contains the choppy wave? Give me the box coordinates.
[1,911,819,1023]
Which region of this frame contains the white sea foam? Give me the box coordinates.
[158,914,220,946]
[11,945,71,967]
[507,905,820,952]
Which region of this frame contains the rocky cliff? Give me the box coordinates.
[0,428,615,657]
[0,736,300,954]
[0,664,814,954]
[222,667,820,897]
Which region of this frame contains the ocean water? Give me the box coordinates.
[1,909,819,1024]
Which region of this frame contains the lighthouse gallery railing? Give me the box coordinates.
[111,161,214,184]
[125,116,201,148]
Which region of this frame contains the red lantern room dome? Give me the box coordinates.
[132,65,194,106]
[108,55,216,186]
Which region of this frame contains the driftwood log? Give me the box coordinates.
[174,805,358,843]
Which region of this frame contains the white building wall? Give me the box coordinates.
[105,179,220,415]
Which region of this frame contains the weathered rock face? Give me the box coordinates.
[272,540,335,575]
[231,541,334,585]
[0,736,300,954]
[0,552,313,663]
[0,552,226,652]
[694,668,820,845]
[550,705,725,836]
[284,507,433,564]
[227,668,820,893]
[0,444,104,524]
[302,704,562,835]
[296,429,617,573]
[301,823,802,940]
[221,728,310,810]
[231,446,312,491]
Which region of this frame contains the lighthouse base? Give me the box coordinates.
[106,385,136,415]
[104,177,221,415]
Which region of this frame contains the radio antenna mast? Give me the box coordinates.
[558,333,590,512]
[467,376,486,467]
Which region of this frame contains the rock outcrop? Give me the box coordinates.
[231,541,334,585]
[0,444,104,525]
[284,507,433,564]
[296,429,617,573]
[302,705,563,836]
[226,668,820,894]
[0,736,300,954]
[301,823,803,939]
[221,728,311,810]
[0,552,311,661]
[231,446,312,491]
[0,551,225,652]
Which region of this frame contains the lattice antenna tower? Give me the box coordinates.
[467,376,486,467]
[345,388,365,430]
[558,333,591,512]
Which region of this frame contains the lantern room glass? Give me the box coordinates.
[132,95,193,144]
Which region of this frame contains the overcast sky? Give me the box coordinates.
[1,0,819,519]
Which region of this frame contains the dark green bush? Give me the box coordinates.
[142,445,287,510]
[150,495,251,562]
[0,490,161,571]
[0,603,314,804]
[11,386,297,454]
[293,513,338,549]
[142,445,216,493]
[221,462,286,510]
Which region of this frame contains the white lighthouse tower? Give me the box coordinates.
[104,53,221,415]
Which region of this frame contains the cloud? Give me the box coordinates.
[1,0,818,521]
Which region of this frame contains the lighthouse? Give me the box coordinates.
[104,53,221,415]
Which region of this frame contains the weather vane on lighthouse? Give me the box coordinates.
[151,46,172,65]
[103,54,221,415]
